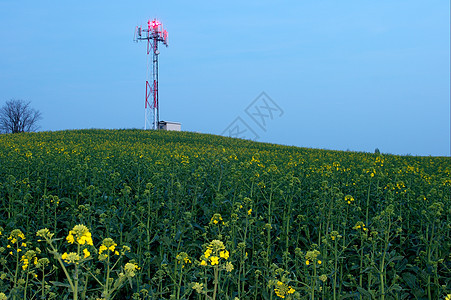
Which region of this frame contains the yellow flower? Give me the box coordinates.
[204,248,212,258]
[66,233,75,244]
[318,260,322,265]
[78,232,93,245]
[21,258,29,270]
[225,261,234,272]
[220,250,229,260]
[306,260,310,265]
[61,252,80,264]
[274,281,295,298]
[200,260,207,266]
[99,245,108,255]
[99,238,117,256]
[210,213,223,225]
[67,225,93,246]
[124,262,140,277]
[36,228,54,240]
[83,248,91,258]
[192,282,204,293]
[8,229,25,245]
[353,221,367,231]
[248,208,252,215]
[345,195,354,204]
[210,256,219,265]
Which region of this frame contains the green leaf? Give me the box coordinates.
[402,272,416,289]
[49,280,71,289]
[356,286,374,299]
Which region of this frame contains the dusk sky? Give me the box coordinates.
[1,1,449,156]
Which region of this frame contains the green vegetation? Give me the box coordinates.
[0,129,450,299]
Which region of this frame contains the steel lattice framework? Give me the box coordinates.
[134,19,168,130]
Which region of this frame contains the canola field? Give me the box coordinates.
[0,129,450,300]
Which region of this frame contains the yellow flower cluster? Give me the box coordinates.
[61,252,80,264]
[7,229,26,255]
[353,221,368,231]
[98,238,119,260]
[345,195,355,204]
[176,252,192,268]
[199,240,232,271]
[210,213,224,225]
[225,261,234,272]
[21,250,38,271]
[123,262,140,277]
[36,228,54,241]
[8,229,25,244]
[274,281,295,298]
[305,250,321,266]
[330,231,341,241]
[66,224,93,245]
[192,282,204,293]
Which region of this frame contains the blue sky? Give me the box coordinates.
[1,1,449,156]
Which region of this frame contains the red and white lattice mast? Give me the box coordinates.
[134,19,168,130]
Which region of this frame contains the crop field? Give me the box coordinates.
[0,129,450,299]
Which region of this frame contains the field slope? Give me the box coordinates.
[0,129,450,299]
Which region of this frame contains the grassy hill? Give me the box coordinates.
[0,129,450,299]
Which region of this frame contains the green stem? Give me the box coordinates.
[23,268,29,300]
[74,244,80,300]
[380,217,391,300]
[359,237,364,300]
[311,261,317,300]
[105,253,111,299]
[333,239,338,300]
[42,267,46,299]
[212,265,219,300]
[177,265,183,300]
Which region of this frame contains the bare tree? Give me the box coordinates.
[0,99,42,133]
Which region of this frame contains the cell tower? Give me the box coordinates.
[134,19,168,130]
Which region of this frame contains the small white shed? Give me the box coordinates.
[158,121,181,131]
